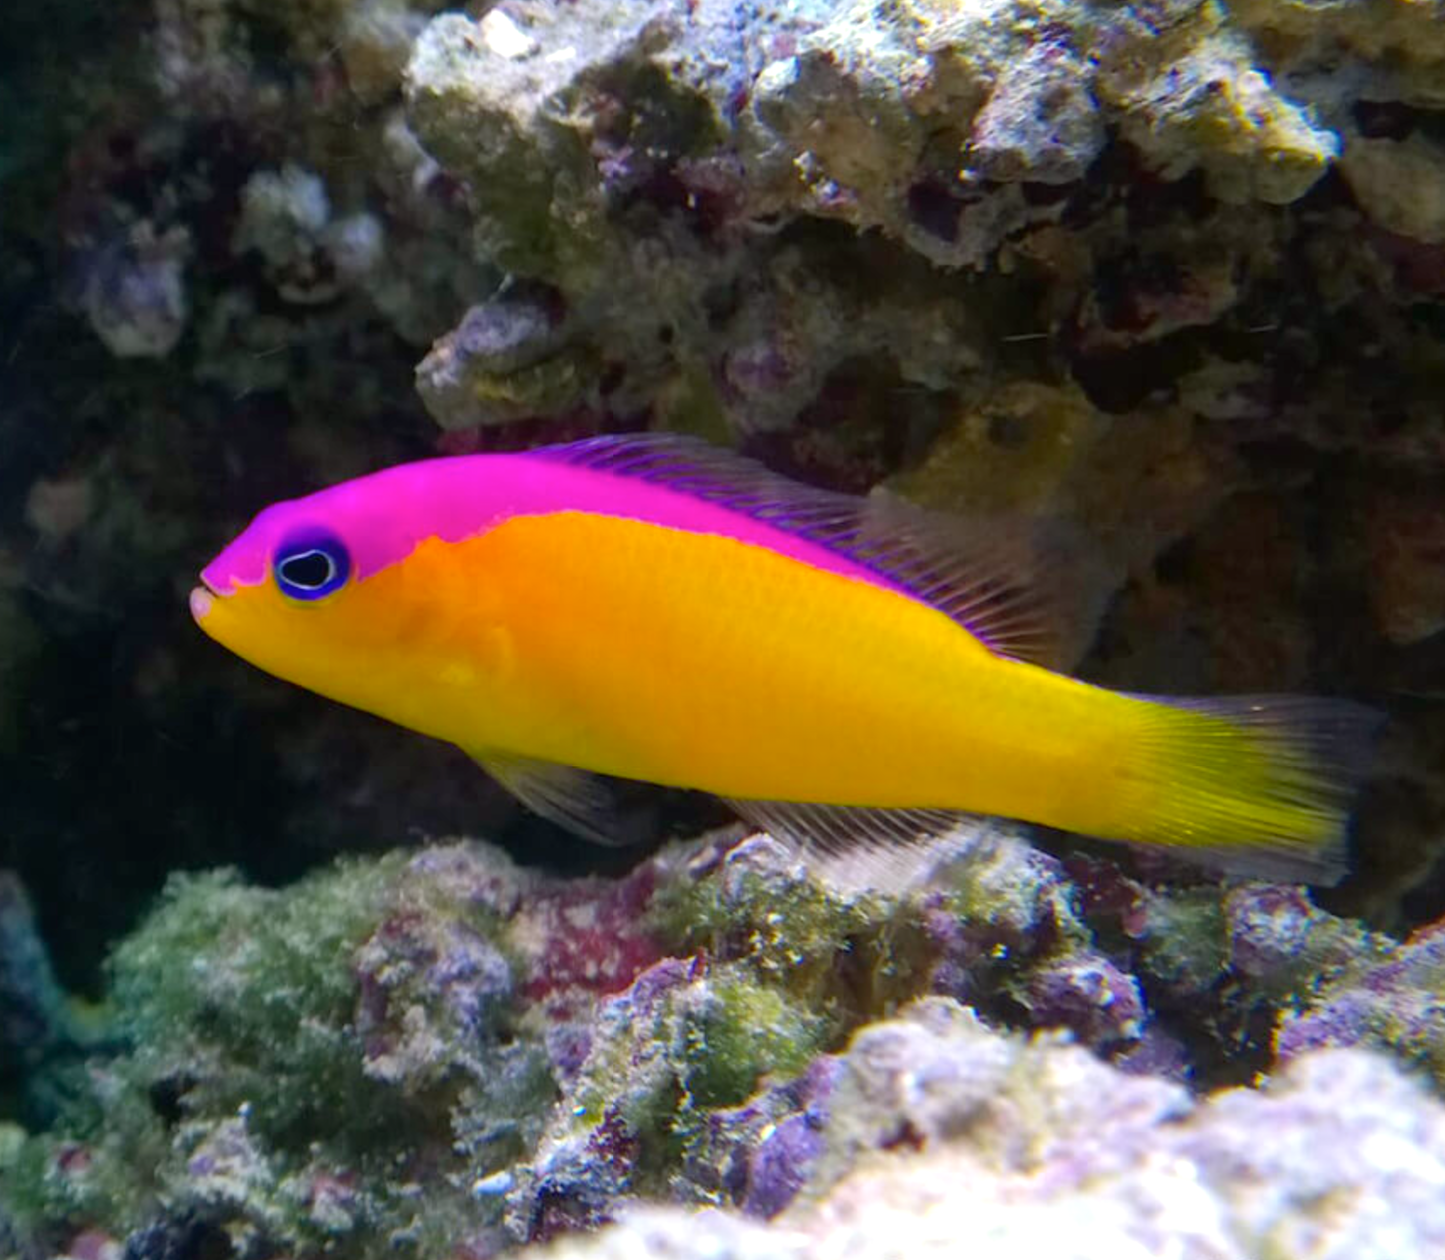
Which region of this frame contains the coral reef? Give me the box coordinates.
[8,829,1445,1258]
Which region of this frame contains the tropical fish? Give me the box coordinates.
[191,434,1379,883]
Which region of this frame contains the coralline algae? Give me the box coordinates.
[1278,918,1445,1085]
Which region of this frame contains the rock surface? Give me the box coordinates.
[4,834,1445,1257]
[544,1020,1445,1260]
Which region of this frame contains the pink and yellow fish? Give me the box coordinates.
[191,434,1377,883]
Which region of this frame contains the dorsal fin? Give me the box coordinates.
[534,433,1113,669]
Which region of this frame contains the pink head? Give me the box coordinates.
[189,456,539,704]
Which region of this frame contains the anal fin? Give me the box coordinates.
[724,798,973,855]
[724,799,989,892]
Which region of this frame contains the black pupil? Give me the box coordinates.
[280,550,333,589]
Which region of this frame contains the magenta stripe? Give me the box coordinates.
[201,453,904,597]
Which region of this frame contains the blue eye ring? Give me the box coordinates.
[274,529,351,601]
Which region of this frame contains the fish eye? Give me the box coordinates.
[274,530,351,601]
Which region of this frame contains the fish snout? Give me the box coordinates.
[189,584,216,622]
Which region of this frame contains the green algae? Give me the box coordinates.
[1,1064,171,1237]
[653,842,921,1022]
[109,859,406,1147]
[1130,888,1231,998]
[2,861,395,1233]
[683,969,827,1109]
[553,958,828,1203]
[0,848,556,1255]
[591,963,825,1114]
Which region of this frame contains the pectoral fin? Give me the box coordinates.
[468,750,662,847]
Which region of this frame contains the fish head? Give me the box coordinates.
[190,473,440,709]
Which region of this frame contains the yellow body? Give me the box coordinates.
[204,510,1187,840]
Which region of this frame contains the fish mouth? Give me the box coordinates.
[189,578,222,622]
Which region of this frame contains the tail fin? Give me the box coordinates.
[1111,695,1384,886]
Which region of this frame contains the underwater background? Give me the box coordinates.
[4,0,1445,1254]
